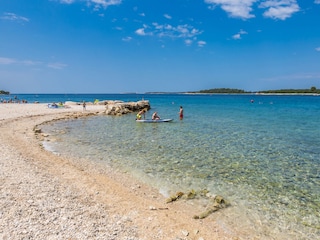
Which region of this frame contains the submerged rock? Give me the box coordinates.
[166,192,184,203]
[165,189,230,219]
[193,195,230,219]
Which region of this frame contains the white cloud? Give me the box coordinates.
[232,33,242,39]
[47,62,68,70]
[59,0,74,4]
[135,24,153,36]
[137,23,202,39]
[259,0,300,20]
[232,29,247,39]
[316,47,320,52]
[185,39,193,46]
[164,14,172,19]
[135,28,147,36]
[198,41,207,47]
[204,0,300,20]
[84,0,122,10]
[0,57,16,65]
[1,12,29,22]
[122,36,132,42]
[21,60,42,65]
[0,57,41,66]
[0,56,64,69]
[91,0,122,8]
[314,0,320,4]
[204,0,257,19]
[239,29,247,34]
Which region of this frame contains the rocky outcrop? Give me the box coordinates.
[64,100,150,116]
[104,100,150,116]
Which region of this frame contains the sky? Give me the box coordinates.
[1,0,320,93]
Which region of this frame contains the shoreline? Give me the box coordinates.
[0,104,240,239]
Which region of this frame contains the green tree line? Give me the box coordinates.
[257,86,320,94]
[189,86,319,94]
[196,88,249,94]
[0,90,10,95]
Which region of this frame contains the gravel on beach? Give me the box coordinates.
[0,104,235,240]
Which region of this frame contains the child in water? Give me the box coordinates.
[136,109,146,120]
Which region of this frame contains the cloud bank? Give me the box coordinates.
[0,13,29,22]
[0,57,66,70]
[204,0,300,20]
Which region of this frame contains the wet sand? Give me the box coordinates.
[0,103,246,239]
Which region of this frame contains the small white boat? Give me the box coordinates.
[135,119,173,123]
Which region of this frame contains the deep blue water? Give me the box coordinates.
[21,93,320,239]
[4,93,154,104]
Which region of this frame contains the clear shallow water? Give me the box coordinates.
[39,94,319,239]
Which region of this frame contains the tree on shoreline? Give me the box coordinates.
[0,90,10,95]
[257,86,319,94]
[189,88,249,94]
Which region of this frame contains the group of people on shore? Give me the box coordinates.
[0,96,28,103]
[136,106,183,120]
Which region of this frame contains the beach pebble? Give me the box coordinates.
[0,103,228,240]
[182,230,189,236]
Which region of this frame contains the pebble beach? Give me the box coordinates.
[0,103,239,240]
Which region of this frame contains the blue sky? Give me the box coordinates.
[1,0,320,93]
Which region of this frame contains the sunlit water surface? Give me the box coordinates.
[40,94,320,239]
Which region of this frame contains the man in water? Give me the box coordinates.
[179,106,184,120]
[152,112,160,120]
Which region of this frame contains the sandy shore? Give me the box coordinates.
[0,103,244,239]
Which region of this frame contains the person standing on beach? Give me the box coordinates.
[179,106,183,120]
[82,101,86,111]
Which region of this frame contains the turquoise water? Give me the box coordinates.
[38,94,319,239]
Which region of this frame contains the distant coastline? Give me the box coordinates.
[1,86,320,96]
[146,87,320,95]
[185,86,320,95]
[181,92,320,96]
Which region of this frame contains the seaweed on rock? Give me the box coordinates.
[166,189,230,219]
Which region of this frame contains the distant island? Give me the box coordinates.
[1,86,320,95]
[189,88,249,94]
[256,86,320,94]
[188,86,320,94]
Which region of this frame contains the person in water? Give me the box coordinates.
[179,106,184,120]
[152,112,160,120]
[136,109,146,120]
[82,101,86,111]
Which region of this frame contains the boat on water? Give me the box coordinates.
[135,119,173,123]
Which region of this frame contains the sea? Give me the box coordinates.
[11,93,320,239]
